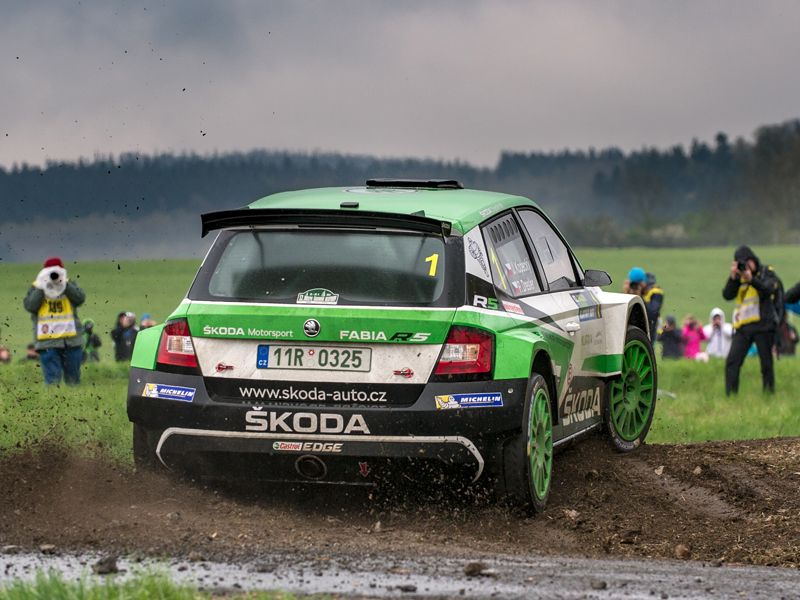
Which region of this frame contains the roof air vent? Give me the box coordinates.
[365,178,464,190]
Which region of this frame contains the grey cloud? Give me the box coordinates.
[1,0,800,168]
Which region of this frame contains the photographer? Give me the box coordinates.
[702,307,733,358]
[624,267,664,341]
[681,315,707,360]
[723,246,782,395]
[23,257,86,385]
[111,311,139,362]
[657,315,683,359]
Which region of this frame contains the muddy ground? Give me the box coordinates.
[1,436,798,570]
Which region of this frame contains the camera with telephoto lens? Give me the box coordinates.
[49,271,60,281]
[737,261,747,272]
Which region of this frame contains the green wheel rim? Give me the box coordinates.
[609,339,655,442]
[527,387,553,500]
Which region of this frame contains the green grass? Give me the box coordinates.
[0,571,297,599]
[0,361,131,463]
[0,250,798,465]
[649,357,800,443]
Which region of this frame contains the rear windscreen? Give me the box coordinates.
[197,229,454,306]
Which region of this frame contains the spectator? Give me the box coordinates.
[0,346,11,364]
[703,307,733,359]
[140,313,157,329]
[22,256,86,385]
[111,311,139,362]
[723,245,783,395]
[682,315,707,360]
[624,267,664,341]
[657,315,683,359]
[82,318,102,363]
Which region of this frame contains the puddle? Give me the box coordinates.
[2,550,800,599]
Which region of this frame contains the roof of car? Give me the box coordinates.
[245,186,540,234]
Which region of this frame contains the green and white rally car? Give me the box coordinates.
[127,179,656,512]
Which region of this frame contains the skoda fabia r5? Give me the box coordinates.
[127,179,657,512]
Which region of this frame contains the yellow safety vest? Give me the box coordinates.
[733,284,760,329]
[36,296,77,340]
[643,285,663,303]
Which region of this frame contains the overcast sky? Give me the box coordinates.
[1,0,799,168]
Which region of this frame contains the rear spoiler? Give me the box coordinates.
[201,208,453,237]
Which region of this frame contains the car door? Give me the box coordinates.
[479,213,579,422]
[515,208,605,437]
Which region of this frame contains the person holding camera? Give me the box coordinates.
[681,315,707,360]
[23,257,86,385]
[623,267,664,341]
[723,245,783,395]
[702,307,733,358]
[111,311,139,362]
[657,315,684,359]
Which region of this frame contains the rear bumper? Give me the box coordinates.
[127,367,528,483]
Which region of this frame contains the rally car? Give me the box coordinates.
[127,179,657,512]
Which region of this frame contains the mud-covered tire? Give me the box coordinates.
[498,373,554,514]
[132,424,162,470]
[605,326,657,452]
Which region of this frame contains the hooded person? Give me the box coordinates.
[722,245,783,394]
[703,307,733,358]
[23,257,86,384]
[82,318,102,363]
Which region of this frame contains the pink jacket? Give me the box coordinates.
[682,325,707,359]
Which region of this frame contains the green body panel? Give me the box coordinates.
[245,187,538,235]
[450,309,574,381]
[130,324,164,370]
[185,303,456,344]
[582,354,623,374]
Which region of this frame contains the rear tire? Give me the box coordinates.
[132,424,162,470]
[498,373,553,514]
[605,326,657,452]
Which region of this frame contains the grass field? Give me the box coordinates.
[0,571,296,599]
[1,248,799,464]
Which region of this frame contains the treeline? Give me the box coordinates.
[1,119,800,261]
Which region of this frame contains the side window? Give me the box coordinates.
[518,210,578,291]
[482,215,540,297]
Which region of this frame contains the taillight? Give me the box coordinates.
[156,318,199,370]
[434,326,493,377]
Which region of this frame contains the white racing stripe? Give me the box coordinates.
[156,428,485,482]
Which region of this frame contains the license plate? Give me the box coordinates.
[256,345,372,372]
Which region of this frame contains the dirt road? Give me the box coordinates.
[0,436,798,592]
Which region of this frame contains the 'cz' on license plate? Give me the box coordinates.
[256,345,371,372]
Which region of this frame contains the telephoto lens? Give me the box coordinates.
[49,271,60,281]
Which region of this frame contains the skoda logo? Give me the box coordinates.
[303,319,321,338]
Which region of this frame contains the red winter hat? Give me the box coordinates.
[43,256,64,268]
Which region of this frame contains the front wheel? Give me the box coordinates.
[605,326,657,452]
[499,373,553,513]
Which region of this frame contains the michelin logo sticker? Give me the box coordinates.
[434,392,503,410]
[143,383,196,402]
